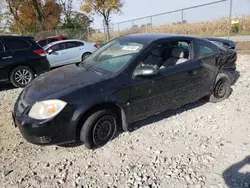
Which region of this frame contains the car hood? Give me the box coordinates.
[22,64,105,105]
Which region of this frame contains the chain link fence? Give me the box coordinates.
[35,28,89,41]
[9,0,249,44]
[91,0,250,43]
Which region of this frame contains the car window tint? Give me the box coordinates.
[48,38,58,44]
[65,42,82,49]
[38,40,47,47]
[48,43,65,52]
[196,43,217,58]
[3,38,31,51]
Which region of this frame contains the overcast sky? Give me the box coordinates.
[92,0,250,30]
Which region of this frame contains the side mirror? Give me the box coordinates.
[48,49,53,54]
[134,66,158,77]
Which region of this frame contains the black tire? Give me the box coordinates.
[81,52,92,61]
[208,73,232,103]
[80,109,117,149]
[10,66,35,88]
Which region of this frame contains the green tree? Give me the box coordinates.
[81,0,123,41]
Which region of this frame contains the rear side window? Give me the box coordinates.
[65,41,83,49]
[38,40,47,47]
[195,42,217,58]
[3,38,31,51]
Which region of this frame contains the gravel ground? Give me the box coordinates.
[1,55,250,188]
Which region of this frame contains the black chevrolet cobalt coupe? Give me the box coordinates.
[13,34,237,149]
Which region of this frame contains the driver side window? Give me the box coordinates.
[48,43,65,52]
[134,40,192,76]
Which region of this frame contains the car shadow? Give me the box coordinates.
[60,98,208,149]
[0,82,16,91]
[128,98,207,132]
[223,156,250,188]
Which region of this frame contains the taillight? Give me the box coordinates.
[33,50,46,56]
[94,44,100,48]
[234,56,237,63]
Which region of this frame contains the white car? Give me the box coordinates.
[44,39,99,67]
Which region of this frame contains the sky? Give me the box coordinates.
[92,0,250,30]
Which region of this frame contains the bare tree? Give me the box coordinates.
[58,0,73,22]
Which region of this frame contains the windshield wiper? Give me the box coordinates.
[82,64,103,76]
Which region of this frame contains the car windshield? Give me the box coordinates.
[81,38,146,74]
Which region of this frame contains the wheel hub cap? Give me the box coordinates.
[93,115,116,146]
[215,80,228,98]
[15,69,32,85]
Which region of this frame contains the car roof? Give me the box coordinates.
[204,37,235,43]
[119,33,198,43]
[43,39,85,49]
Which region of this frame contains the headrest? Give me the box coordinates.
[152,48,163,57]
[171,48,185,58]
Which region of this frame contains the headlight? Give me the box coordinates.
[28,100,67,120]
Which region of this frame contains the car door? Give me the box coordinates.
[0,39,14,81]
[155,41,217,110]
[63,41,83,64]
[129,39,216,122]
[129,45,167,122]
[46,43,68,67]
[129,58,203,122]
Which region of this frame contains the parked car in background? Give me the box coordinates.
[13,34,237,149]
[36,36,68,47]
[205,37,236,50]
[44,39,99,68]
[0,35,50,87]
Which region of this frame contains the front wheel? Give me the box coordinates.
[208,73,232,103]
[80,109,117,149]
[10,66,35,88]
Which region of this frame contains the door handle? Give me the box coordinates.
[188,70,197,76]
[3,56,12,59]
[61,52,66,54]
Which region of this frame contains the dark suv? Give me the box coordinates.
[0,35,50,87]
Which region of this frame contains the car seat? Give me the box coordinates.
[161,47,188,69]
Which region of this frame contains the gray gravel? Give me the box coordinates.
[1,55,250,188]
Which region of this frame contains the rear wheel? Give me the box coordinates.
[208,73,232,103]
[81,52,92,61]
[80,109,117,149]
[10,66,35,88]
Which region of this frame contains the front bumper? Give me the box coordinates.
[12,102,77,145]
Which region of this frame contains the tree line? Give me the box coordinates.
[0,0,123,41]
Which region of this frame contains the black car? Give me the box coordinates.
[12,34,237,149]
[205,37,236,50]
[0,35,50,87]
